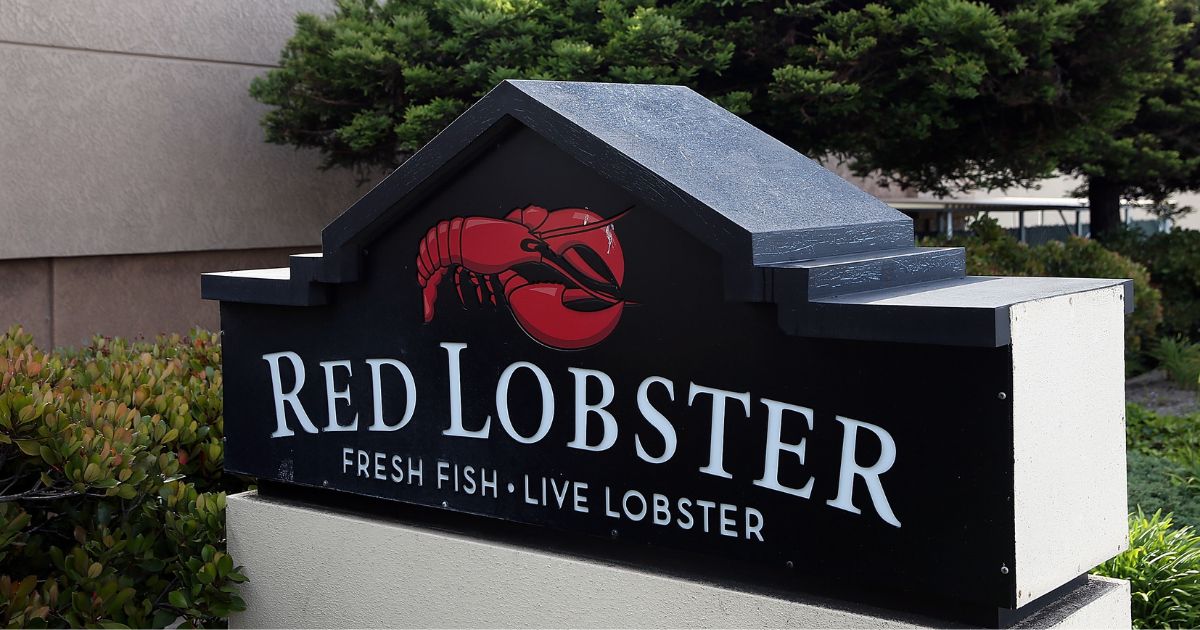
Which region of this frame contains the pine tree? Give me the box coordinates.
[761,0,1178,197]
[251,0,1180,202]
[249,0,738,178]
[1063,0,1200,239]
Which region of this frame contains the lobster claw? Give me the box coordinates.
[503,277,624,350]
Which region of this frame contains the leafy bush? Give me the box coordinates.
[1127,403,1200,462]
[0,326,247,628]
[1127,451,1200,529]
[1094,510,1200,629]
[949,216,1046,277]
[1150,336,1200,389]
[924,217,1164,359]
[1038,237,1164,358]
[1110,228,1200,341]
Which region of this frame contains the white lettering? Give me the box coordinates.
[390,455,404,482]
[623,490,647,521]
[826,416,901,527]
[745,507,764,541]
[687,383,750,478]
[753,398,815,498]
[263,351,317,437]
[441,342,490,438]
[567,367,618,452]
[496,361,554,444]
[635,376,677,464]
[320,360,358,432]
[719,503,737,537]
[653,494,670,525]
[366,358,416,431]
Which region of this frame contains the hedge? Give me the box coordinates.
[0,327,247,628]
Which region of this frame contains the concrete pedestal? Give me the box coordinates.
[226,491,1131,629]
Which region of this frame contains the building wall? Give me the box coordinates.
[0,247,313,348]
[0,0,372,261]
[0,0,382,345]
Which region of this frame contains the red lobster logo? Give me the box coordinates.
[416,204,630,350]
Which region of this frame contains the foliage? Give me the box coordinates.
[924,217,1163,358]
[1128,403,1200,462]
[943,215,1044,276]
[769,0,1178,195]
[1125,403,1200,529]
[1127,451,1200,529]
[1150,336,1200,389]
[1109,227,1200,340]
[1067,0,1200,238]
[0,326,247,628]
[249,0,738,177]
[251,0,1178,194]
[1094,510,1200,629]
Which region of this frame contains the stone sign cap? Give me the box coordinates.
[203,80,1130,347]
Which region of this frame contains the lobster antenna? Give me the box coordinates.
[538,206,633,239]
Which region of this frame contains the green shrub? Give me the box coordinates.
[1127,403,1200,463]
[1038,237,1163,359]
[1094,510,1200,629]
[1110,228,1200,340]
[1127,451,1200,529]
[949,216,1046,277]
[1150,336,1200,389]
[924,218,1164,360]
[0,326,247,628]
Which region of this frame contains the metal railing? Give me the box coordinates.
[882,197,1164,242]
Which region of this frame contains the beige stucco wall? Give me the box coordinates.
[0,0,373,261]
[0,247,314,349]
[0,1,384,345]
[0,259,52,346]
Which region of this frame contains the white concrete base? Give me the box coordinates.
[226,491,1131,629]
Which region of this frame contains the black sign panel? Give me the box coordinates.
[219,126,1018,618]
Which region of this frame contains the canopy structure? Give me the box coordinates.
[885,196,1165,241]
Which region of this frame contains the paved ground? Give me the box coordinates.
[1127,369,1200,416]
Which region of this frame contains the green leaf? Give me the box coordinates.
[197,565,215,584]
[151,610,179,628]
[16,575,37,599]
[83,463,102,483]
[168,589,188,609]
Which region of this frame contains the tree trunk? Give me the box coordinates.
[1088,176,1124,242]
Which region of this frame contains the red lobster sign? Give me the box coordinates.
[416,205,630,350]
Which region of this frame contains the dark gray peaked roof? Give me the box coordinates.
[203,80,1131,347]
[501,81,912,255]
